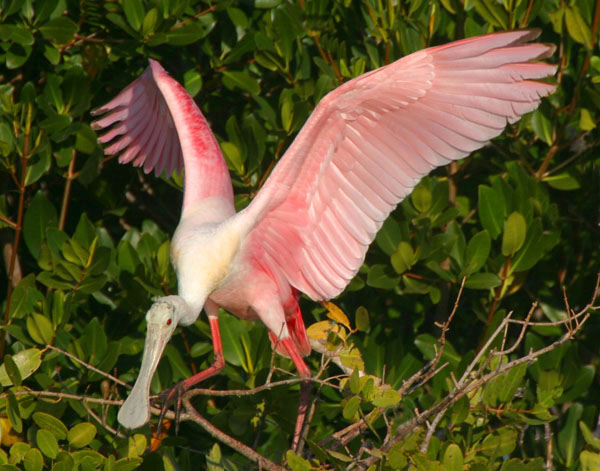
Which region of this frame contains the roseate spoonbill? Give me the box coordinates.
[92,29,556,445]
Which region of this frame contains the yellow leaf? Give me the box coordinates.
[306,320,336,341]
[580,108,596,131]
[1,417,23,446]
[340,346,365,371]
[324,301,351,329]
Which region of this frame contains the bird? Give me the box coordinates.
[91,29,556,447]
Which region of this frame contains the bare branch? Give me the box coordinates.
[46,345,130,388]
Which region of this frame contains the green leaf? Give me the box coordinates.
[481,428,517,456]
[557,403,582,467]
[34,0,59,24]
[23,448,43,471]
[32,413,68,440]
[343,395,361,420]
[36,429,59,459]
[0,121,13,156]
[280,95,293,132]
[565,5,593,49]
[579,421,600,452]
[462,230,491,276]
[221,142,244,175]
[71,450,103,469]
[183,68,203,97]
[371,388,401,407]
[285,450,311,471]
[164,344,192,380]
[498,363,527,402]
[531,108,553,145]
[581,451,600,471]
[6,43,33,69]
[375,217,402,256]
[141,7,159,37]
[349,369,361,394]
[0,348,42,386]
[25,148,52,186]
[411,452,445,471]
[8,274,43,319]
[6,390,23,433]
[220,315,251,369]
[450,396,469,426]
[68,422,97,448]
[411,185,432,213]
[82,317,108,364]
[26,313,54,344]
[355,306,370,332]
[74,213,97,249]
[75,124,97,154]
[255,0,282,7]
[227,7,248,28]
[511,219,544,272]
[366,264,399,290]
[473,0,508,28]
[0,25,34,46]
[560,365,595,403]
[502,211,527,257]
[39,113,71,134]
[23,191,58,259]
[543,172,581,191]
[166,22,209,45]
[43,44,61,65]
[465,272,501,290]
[478,185,504,239]
[122,0,145,31]
[443,444,463,471]
[39,17,78,44]
[222,70,260,96]
[391,241,416,274]
[579,108,596,131]
[106,12,137,36]
[3,355,22,387]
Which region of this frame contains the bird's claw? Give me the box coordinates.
[155,382,187,435]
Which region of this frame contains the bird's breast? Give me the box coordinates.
[171,214,245,309]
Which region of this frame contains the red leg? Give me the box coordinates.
[182,315,225,389]
[279,336,312,451]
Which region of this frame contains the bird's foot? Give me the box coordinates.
[155,382,187,435]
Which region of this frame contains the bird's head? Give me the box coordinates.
[117,296,193,429]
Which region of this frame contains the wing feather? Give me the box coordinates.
[242,30,557,300]
[93,60,233,208]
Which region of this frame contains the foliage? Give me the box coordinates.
[0,0,599,469]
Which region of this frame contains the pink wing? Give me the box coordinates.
[92,59,233,208]
[242,30,557,301]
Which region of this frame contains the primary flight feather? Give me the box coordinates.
[92,29,556,445]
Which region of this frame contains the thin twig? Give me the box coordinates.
[46,344,130,388]
[83,398,126,438]
[58,149,77,231]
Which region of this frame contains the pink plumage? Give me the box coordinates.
[92,29,556,446]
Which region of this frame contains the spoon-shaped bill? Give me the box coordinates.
[118,323,172,429]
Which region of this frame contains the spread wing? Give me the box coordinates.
[92,60,233,208]
[242,30,557,300]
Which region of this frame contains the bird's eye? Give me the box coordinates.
[166,318,172,326]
